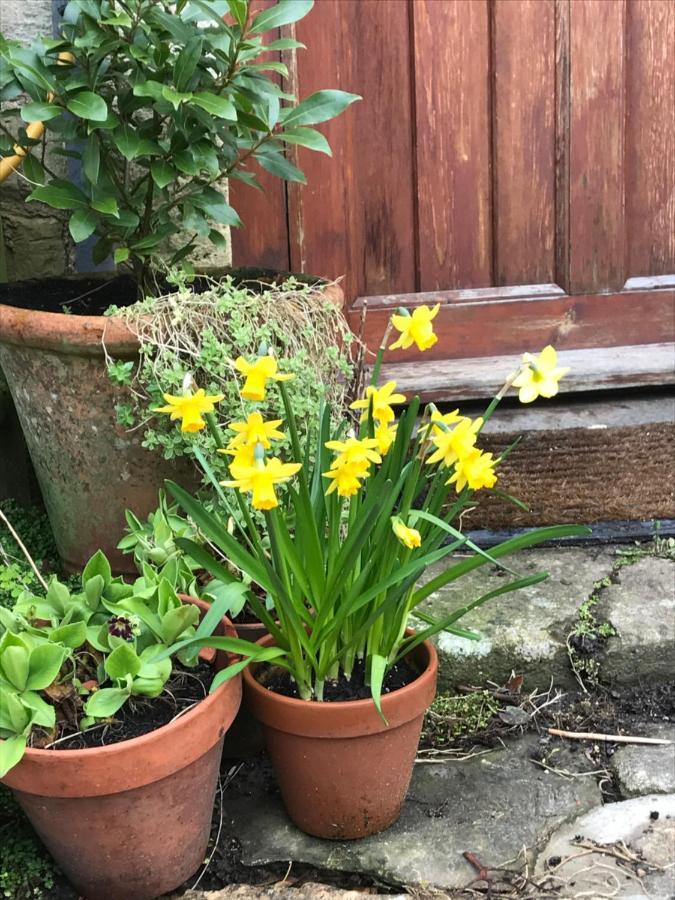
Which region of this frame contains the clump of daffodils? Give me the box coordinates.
[156,303,584,709]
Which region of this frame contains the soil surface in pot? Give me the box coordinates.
[36,661,213,751]
[258,657,420,702]
[0,268,325,315]
[232,604,266,626]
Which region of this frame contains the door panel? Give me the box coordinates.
[232,0,675,370]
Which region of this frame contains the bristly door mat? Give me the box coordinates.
[462,421,675,531]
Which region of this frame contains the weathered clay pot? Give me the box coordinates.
[243,636,438,839]
[221,616,270,760]
[0,277,195,574]
[1,599,241,900]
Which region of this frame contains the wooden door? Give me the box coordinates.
[232,0,675,394]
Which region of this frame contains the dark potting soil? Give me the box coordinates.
[259,656,420,702]
[0,267,325,316]
[231,604,264,625]
[47,661,214,751]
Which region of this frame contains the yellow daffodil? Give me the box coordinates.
[426,417,483,467]
[234,355,293,402]
[227,411,284,448]
[325,437,382,470]
[512,345,570,404]
[391,517,421,550]
[323,462,367,497]
[154,388,224,433]
[350,381,406,424]
[446,449,498,493]
[222,457,301,510]
[390,303,440,352]
[374,421,397,456]
[418,408,465,440]
[218,440,256,469]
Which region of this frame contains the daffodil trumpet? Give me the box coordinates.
[158,339,587,714]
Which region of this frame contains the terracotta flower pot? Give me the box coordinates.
[1,598,242,900]
[243,636,438,839]
[220,616,271,760]
[0,276,194,575]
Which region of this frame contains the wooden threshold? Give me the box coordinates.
[378,342,675,402]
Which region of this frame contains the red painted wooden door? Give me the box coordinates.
[232,0,675,374]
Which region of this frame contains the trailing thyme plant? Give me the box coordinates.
[0,0,359,294]
[106,274,356,483]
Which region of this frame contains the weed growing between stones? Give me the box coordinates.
[422,691,500,746]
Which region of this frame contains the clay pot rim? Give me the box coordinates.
[0,279,344,357]
[2,599,241,796]
[0,300,138,357]
[243,633,438,738]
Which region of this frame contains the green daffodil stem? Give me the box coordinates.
[205,411,225,450]
[369,318,395,387]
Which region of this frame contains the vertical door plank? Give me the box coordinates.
[229,166,290,272]
[568,0,626,294]
[287,1,356,297]
[625,0,675,277]
[413,0,492,291]
[229,1,290,271]
[290,0,416,302]
[493,0,556,286]
[554,0,571,293]
[344,0,417,298]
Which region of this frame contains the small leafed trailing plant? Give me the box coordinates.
[0,0,359,294]
[0,547,267,777]
[107,274,356,484]
[148,307,588,713]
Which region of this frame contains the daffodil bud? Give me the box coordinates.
[257,341,269,357]
[182,372,197,395]
[254,442,266,463]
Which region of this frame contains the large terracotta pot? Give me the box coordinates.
[1,599,241,900]
[243,636,438,839]
[0,276,194,574]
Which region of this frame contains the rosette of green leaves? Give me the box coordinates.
[0,549,230,777]
[0,0,359,293]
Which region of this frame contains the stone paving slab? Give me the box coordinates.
[610,726,675,798]
[598,556,675,683]
[417,548,675,692]
[181,887,404,899]
[417,547,614,691]
[222,736,600,892]
[535,793,675,898]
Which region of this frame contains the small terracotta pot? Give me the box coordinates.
[221,615,270,759]
[243,636,438,839]
[1,598,242,900]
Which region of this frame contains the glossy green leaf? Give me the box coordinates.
[1,646,29,691]
[279,126,331,156]
[250,0,314,34]
[20,101,62,123]
[26,643,66,690]
[48,621,87,649]
[282,90,360,127]
[174,36,203,91]
[0,734,27,778]
[192,91,237,120]
[82,550,112,587]
[150,160,175,189]
[105,643,141,680]
[66,91,108,122]
[27,179,88,210]
[84,684,131,718]
[82,135,100,183]
[68,208,97,243]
